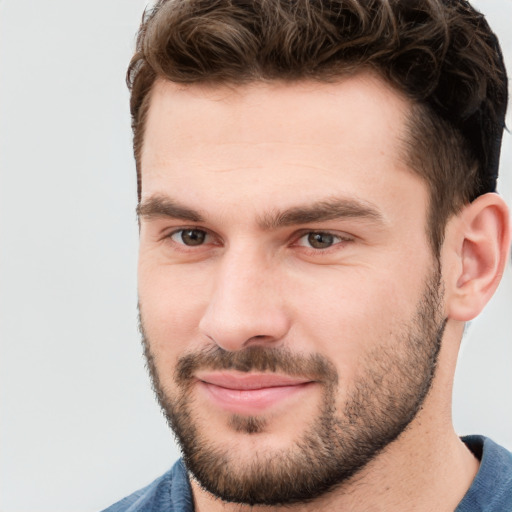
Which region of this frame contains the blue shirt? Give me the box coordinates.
[456,436,512,511]
[102,436,512,511]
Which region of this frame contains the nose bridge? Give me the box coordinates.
[198,242,289,351]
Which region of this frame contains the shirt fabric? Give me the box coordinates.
[102,436,512,512]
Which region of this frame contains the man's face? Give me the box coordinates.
[137,74,446,505]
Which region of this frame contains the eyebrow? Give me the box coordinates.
[137,195,384,228]
[258,198,384,230]
[136,196,205,222]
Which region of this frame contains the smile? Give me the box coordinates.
[196,372,315,414]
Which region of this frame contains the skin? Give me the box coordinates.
[137,73,510,511]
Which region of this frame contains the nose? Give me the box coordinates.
[198,247,291,351]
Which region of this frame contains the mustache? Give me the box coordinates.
[173,345,338,387]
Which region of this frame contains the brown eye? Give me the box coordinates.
[307,232,336,249]
[171,229,208,246]
[296,231,350,250]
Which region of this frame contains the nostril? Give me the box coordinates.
[244,334,280,347]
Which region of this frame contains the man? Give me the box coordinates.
[104,1,511,510]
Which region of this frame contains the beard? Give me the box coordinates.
[140,265,446,506]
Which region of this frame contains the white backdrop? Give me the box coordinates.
[0,1,510,511]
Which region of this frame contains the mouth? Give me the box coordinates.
[195,371,315,415]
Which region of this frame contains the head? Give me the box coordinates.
[129,0,510,507]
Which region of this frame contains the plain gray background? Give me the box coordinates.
[0,1,510,511]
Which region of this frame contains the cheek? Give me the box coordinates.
[287,266,424,374]
[138,257,212,367]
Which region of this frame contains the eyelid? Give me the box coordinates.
[294,229,353,242]
[162,226,218,246]
[291,230,355,253]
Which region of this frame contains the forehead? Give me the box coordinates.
[140,74,425,220]
[142,74,410,162]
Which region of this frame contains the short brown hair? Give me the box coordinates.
[127,0,508,252]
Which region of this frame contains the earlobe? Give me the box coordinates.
[446,193,510,322]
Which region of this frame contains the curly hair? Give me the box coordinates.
[127,0,508,252]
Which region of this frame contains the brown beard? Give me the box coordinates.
[140,265,445,506]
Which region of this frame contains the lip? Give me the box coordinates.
[196,371,315,414]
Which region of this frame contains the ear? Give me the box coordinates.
[444,193,510,322]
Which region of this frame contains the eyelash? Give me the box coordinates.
[293,231,353,252]
[165,227,217,251]
[163,227,353,253]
